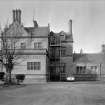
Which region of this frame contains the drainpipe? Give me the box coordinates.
[100,63,101,80]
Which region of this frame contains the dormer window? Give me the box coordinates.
[60,31,66,41]
[61,49,66,56]
[34,42,42,49]
[21,42,26,49]
[60,34,65,41]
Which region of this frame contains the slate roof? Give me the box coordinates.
[24,26,49,37]
[74,53,103,65]
[24,27,34,33]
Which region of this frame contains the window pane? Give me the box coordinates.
[37,62,40,70]
[21,43,26,49]
[38,42,42,48]
[34,42,42,49]
[27,62,29,70]
[34,62,36,70]
[34,43,38,48]
[31,62,34,70]
[61,49,66,56]
[27,62,31,70]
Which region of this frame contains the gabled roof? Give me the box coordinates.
[50,31,73,42]
[4,20,49,38]
[4,22,30,37]
[59,31,73,42]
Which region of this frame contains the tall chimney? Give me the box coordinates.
[16,9,18,22]
[102,44,105,53]
[13,9,21,24]
[69,19,72,35]
[18,9,21,23]
[13,10,16,22]
[33,20,38,28]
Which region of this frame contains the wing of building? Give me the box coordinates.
[48,20,74,81]
[1,9,50,83]
[73,47,105,81]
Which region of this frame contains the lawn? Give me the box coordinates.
[0,82,105,105]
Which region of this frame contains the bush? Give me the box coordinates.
[0,72,5,80]
[16,74,25,84]
[73,74,97,81]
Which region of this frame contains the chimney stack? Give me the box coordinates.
[33,20,38,28]
[13,9,16,22]
[13,9,21,24]
[18,9,21,23]
[102,44,105,53]
[69,19,72,35]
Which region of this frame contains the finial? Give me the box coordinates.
[33,9,36,21]
[48,23,50,27]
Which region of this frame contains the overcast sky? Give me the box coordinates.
[0,0,105,53]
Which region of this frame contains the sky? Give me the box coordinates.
[0,0,105,53]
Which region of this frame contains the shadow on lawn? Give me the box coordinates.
[0,83,27,91]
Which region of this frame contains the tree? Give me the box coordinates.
[0,24,23,84]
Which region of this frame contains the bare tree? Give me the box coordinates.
[0,24,23,84]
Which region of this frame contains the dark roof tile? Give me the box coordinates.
[74,53,103,64]
[24,27,49,36]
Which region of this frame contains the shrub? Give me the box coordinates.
[73,74,97,81]
[16,74,25,84]
[0,72,5,80]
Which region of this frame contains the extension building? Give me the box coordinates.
[48,20,74,81]
[73,45,105,81]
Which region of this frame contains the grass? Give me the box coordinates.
[0,82,105,105]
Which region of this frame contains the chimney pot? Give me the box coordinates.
[13,10,16,22]
[102,44,105,53]
[33,20,38,28]
[69,19,72,35]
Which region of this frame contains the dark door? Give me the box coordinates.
[49,66,60,81]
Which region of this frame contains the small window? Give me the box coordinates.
[34,42,42,49]
[38,42,42,48]
[91,66,97,70]
[34,43,37,49]
[76,66,86,74]
[60,34,65,40]
[91,66,93,69]
[95,66,97,70]
[27,62,41,70]
[50,36,57,45]
[21,43,26,49]
[60,63,66,73]
[61,49,66,56]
